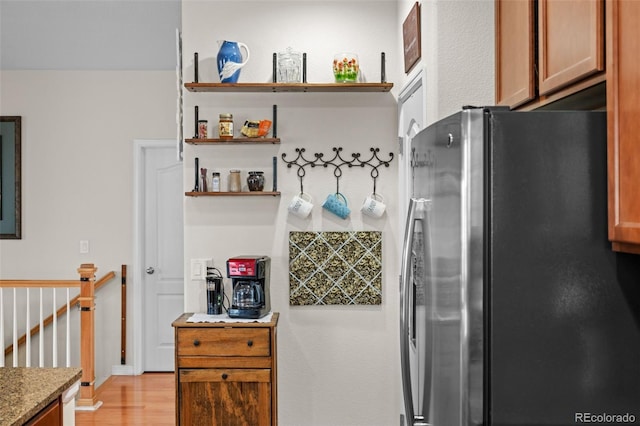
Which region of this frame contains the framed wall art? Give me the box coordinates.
[403,2,422,74]
[289,231,382,306]
[0,116,22,239]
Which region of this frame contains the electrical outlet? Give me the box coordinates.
[190,258,212,280]
[80,240,90,254]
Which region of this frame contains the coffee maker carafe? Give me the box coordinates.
[226,256,271,319]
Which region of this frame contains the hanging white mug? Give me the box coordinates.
[361,193,386,218]
[288,192,314,218]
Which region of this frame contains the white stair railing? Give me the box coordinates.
[2,283,77,368]
[0,264,115,410]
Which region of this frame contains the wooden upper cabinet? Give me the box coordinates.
[496,0,536,108]
[496,0,606,110]
[538,0,604,96]
[606,0,640,254]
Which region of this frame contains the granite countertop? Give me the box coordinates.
[0,367,82,426]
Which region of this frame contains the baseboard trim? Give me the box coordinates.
[75,401,103,411]
[111,364,135,375]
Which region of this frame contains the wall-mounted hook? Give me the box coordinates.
[281,147,394,193]
[361,147,393,195]
[282,148,314,194]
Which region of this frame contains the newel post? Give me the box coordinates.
[76,263,101,410]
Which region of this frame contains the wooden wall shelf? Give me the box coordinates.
[185,191,281,197]
[185,82,393,93]
[185,138,280,145]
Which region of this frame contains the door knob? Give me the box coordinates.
[146,267,155,274]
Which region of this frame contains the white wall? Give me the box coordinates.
[0,70,177,383]
[397,0,495,124]
[182,1,401,425]
[0,0,179,385]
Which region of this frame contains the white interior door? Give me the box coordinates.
[142,143,184,372]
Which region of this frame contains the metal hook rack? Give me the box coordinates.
[281,147,394,194]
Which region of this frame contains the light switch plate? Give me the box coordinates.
[190,258,211,280]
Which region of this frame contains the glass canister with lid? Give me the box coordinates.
[198,120,208,139]
[229,170,242,192]
[219,113,234,139]
[277,47,302,83]
[247,171,265,191]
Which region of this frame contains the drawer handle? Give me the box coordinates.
[247,340,253,347]
[193,339,200,347]
[222,373,228,380]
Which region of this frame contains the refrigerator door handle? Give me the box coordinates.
[401,198,431,426]
[420,201,434,426]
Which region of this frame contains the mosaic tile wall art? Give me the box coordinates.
[289,231,382,305]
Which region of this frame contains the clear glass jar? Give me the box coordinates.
[247,171,265,191]
[277,47,301,83]
[198,120,208,139]
[229,170,241,192]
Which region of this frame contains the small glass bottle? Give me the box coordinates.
[229,170,241,192]
[198,120,208,139]
[219,113,233,139]
[211,172,221,192]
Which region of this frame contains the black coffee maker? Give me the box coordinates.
[226,256,271,319]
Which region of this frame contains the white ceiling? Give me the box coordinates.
[0,0,181,70]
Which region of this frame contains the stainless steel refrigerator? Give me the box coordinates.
[400,107,640,426]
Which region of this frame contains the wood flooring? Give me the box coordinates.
[75,373,175,426]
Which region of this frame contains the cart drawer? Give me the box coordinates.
[177,328,270,357]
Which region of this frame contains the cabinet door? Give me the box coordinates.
[25,399,61,426]
[538,0,604,95]
[496,0,536,108]
[606,0,640,253]
[179,369,272,426]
